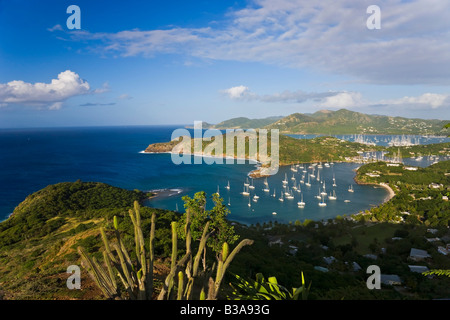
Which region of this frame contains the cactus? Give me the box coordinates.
[79,198,253,300]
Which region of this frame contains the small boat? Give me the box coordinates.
[249,179,255,189]
[278,191,284,202]
[328,190,337,200]
[272,212,277,215]
[320,182,327,196]
[244,178,250,186]
[318,195,327,207]
[344,199,351,203]
[242,185,250,196]
[248,198,251,207]
[348,185,354,193]
[282,173,288,184]
[216,185,220,196]
[297,194,305,207]
[305,174,311,187]
[225,181,230,190]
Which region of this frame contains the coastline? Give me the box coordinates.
[378,182,396,203]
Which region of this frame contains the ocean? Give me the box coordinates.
[0,126,448,225]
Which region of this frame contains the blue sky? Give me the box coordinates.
[0,0,449,128]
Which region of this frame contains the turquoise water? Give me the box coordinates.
[1,126,447,224]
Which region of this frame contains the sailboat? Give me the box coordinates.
[315,188,322,199]
[291,165,298,172]
[216,185,220,196]
[228,197,231,206]
[305,174,311,187]
[297,194,305,207]
[332,174,337,187]
[286,190,294,200]
[310,168,315,178]
[264,177,269,186]
[242,185,250,196]
[248,197,251,207]
[282,173,288,185]
[320,181,327,196]
[348,184,354,193]
[328,190,337,200]
[272,188,276,197]
[249,178,255,189]
[295,183,301,193]
[225,181,230,190]
[316,169,320,182]
[318,194,327,207]
[244,178,250,186]
[278,191,284,202]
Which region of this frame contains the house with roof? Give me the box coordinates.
[380,274,402,286]
[409,248,431,261]
[408,265,429,273]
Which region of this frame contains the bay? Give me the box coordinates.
[0,126,447,224]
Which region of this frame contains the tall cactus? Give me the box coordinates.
[79,200,253,300]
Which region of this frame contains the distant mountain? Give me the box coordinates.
[212,116,284,129]
[264,109,449,135]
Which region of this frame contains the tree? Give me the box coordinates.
[178,191,239,255]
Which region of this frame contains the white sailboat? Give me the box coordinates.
[242,185,250,196]
[297,194,305,207]
[315,188,322,199]
[248,197,251,207]
[305,174,311,187]
[316,169,320,182]
[272,188,276,197]
[328,190,337,200]
[318,194,327,207]
[249,178,255,189]
[320,181,327,196]
[216,185,220,196]
[348,184,354,193]
[282,173,288,185]
[225,181,230,190]
[332,174,337,187]
[310,168,315,178]
[244,178,250,186]
[278,191,284,202]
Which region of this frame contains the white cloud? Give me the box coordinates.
[320,92,364,109]
[222,85,344,104]
[58,0,450,85]
[0,70,91,109]
[380,93,449,109]
[222,85,252,99]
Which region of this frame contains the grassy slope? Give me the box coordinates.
[0,181,176,299]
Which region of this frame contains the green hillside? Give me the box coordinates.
[265,109,449,135]
[212,116,283,129]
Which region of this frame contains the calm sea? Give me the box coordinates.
[0,126,448,225]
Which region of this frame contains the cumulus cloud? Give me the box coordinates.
[320,92,365,109]
[0,70,92,110]
[221,85,253,100]
[56,0,450,85]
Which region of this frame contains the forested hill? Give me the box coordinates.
[206,109,448,135]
